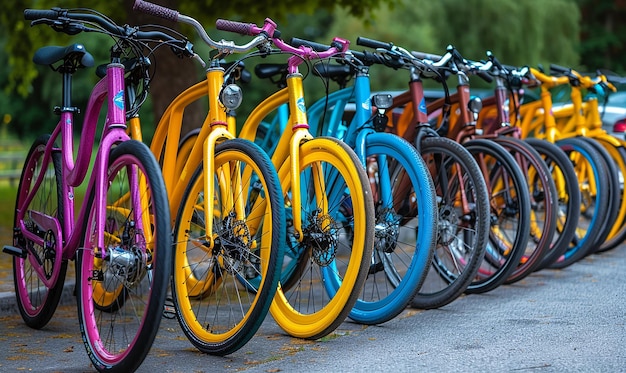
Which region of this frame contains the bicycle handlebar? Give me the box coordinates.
[134,0,272,55]
[24,9,59,20]
[215,23,349,61]
[548,63,610,90]
[355,36,394,51]
[291,37,393,69]
[24,7,194,58]
[355,36,494,83]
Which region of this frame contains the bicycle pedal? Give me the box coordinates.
[368,261,385,275]
[2,245,27,259]
[162,297,176,319]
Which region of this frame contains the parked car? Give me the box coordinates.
[598,90,626,139]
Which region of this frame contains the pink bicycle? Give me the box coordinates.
[1,7,188,372]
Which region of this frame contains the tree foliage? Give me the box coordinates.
[320,0,580,91]
[578,0,626,74]
[2,0,622,141]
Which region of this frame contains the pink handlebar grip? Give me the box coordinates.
[216,19,256,36]
[133,0,179,22]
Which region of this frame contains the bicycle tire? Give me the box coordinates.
[552,137,611,268]
[270,136,375,339]
[348,132,436,324]
[175,127,201,174]
[11,134,67,329]
[493,136,557,284]
[524,138,580,270]
[172,138,285,355]
[590,137,626,252]
[464,138,531,294]
[579,137,621,252]
[76,140,171,372]
[410,136,489,309]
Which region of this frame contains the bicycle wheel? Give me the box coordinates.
[579,137,620,252]
[76,140,171,372]
[590,137,626,252]
[493,136,557,284]
[553,137,611,268]
[524,138,580,269]
[10,134,67,329]
[348,133,436,325]
[270,137,375,339]
[464,138,531,294]
[172,138,285,355]
[411,136,489,309]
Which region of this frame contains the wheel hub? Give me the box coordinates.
[303,209,337,266]
[375,207,400,253]
[438,204,458,245]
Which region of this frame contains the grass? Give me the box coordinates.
[0,183,87,229]
[0,185,18,228]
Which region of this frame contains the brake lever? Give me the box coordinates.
[48,19,84,35]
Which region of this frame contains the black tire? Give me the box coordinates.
[411,136,489,309]
[12,134,67,329]
[76,140,172,372]
[493,136,557,284]
[524,138,580,270]
[172,138,285,355]
[464,138,531,294]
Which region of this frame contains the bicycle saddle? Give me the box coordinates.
[33,43,94,68]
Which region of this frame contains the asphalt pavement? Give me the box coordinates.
[0,246,624,372]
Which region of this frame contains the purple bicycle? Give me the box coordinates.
[1,7,189,372]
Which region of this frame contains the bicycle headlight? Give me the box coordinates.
[220,84,243,111]
[372,93,393,110]
[468,96,483,114]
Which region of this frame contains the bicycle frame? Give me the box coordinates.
[148,64,246,249]
[308,65,397,208]
[390,74,476,218]
[239,56,323,241]
[15,63,140,289]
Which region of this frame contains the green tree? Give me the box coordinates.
[579,0,626,74]
[320,0,580,91]
[1,0,394,139]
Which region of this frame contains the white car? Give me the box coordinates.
[598,91,626,139]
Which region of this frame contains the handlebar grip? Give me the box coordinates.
[216,19,256,35]
[290,37,329,52]
[24,9,59,20]
[411,50,442,62]
[502,64,518,72]
[549,63,570,74]
[476,70,493,83]
[356,36,393,50]
[133,0,179,22]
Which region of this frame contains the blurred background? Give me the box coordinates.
[0,0,624,264]
[1,0,625,142]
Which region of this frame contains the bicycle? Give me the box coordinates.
[136,0,375,341]
[133,0,286,355]
[361,41,530,294]
[473,57,580,271]
[434,52,561,283]
[2,7,178,372]
[546,65,626,253]
[514,67,615,267]
[222,29,376,339]
[331,39,490,308]
[254,36,438,325]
